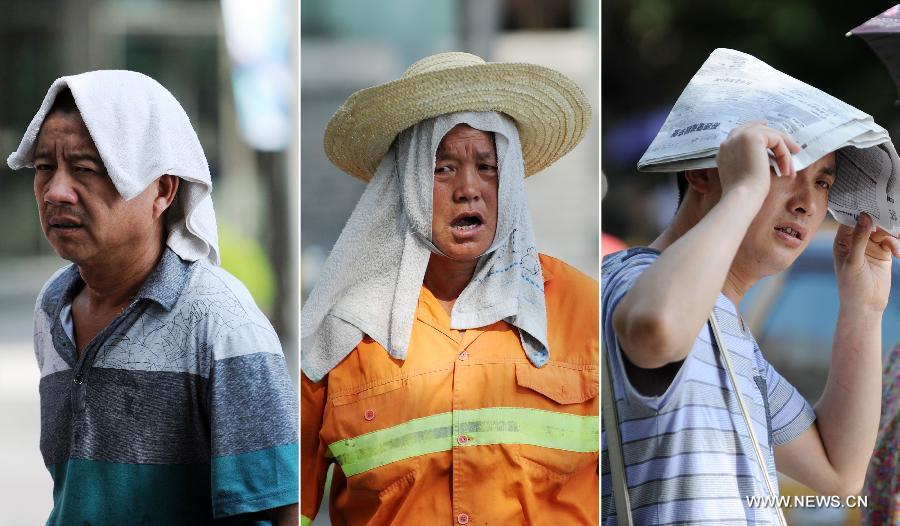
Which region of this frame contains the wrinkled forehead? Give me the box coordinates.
[429,112,516,159]
[32,109,103,162]
[436,123,497,153]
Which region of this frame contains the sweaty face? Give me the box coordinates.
[431,124,499,260]
[33,111,160,266]
[735,152,837,275]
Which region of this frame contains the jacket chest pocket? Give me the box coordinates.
[513,362,600,479]
[325,376,431,493]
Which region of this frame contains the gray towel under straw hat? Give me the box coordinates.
[302,52,591,382]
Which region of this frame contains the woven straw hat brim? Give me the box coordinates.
[324,62,591,181]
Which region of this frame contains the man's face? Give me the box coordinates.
[33,111,159,266]
[431,124,499,260]
[735,152,837,275]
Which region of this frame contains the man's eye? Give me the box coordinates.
[35,164,52,172]
[74,166,95,174]
[817,180,831,190]
[479,164,497,171]
[434,166,452,174]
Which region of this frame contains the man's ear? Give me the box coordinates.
[152,175,180,220]
[683,168,719,195]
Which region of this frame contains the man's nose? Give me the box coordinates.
[41,169,79,205]
[452,164,482,203]
[789,181,816,216]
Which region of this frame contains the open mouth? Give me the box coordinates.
[774,225,802,240]
[451,212,483,231]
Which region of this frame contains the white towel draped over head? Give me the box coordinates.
[7,70,219,264]
[301,111,548,382]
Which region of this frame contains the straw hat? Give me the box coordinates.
[324,51,591,181]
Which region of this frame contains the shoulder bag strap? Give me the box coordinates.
[602,348,635,526]
[709,311,787,526]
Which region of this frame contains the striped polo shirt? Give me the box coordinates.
[601,248,816,525]
[33,248,298,525]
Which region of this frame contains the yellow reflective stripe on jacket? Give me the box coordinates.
[300,515,313,526]
[327,407,599,477]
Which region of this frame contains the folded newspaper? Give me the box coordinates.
[638,48,900,236]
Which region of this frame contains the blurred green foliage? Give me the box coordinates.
[219,222,276,314]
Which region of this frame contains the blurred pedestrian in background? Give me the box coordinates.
[863,344,900,525]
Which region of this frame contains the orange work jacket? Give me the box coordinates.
[301,254,599,525]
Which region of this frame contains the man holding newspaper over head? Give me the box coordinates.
[601,48,900,525]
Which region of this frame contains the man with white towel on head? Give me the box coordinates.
[301,52,599,524]
[8,71,298,525]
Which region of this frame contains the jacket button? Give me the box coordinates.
[457,513,469,524]
[364,409,376,421]
[458,350,468,361]
[73,374,83,385]
[457,434,469,445]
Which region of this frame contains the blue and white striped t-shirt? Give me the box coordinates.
[601,248,816,525]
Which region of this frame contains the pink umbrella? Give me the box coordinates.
[848,5,900,100]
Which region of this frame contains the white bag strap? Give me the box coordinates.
[601,348,634,526]
[709,311,787,526]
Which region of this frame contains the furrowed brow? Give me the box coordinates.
[67,152,105,166]
[476,149,497,162]
[32,148,54,161]
[435,149,458,162]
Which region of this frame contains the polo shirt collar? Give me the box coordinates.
[44,247,193,319]
[134,247,193,311]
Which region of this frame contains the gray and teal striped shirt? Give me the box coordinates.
[33,248,298,525]
[601,248,816,525]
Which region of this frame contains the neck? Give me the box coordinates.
[77,242,165,311]
[423,253,478,313]
[722,263,757,306]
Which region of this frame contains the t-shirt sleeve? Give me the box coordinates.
[208,321,299,518]
[601,250,658,366]
[601,249,695,410]
[601,250,657,324]
[763,356,816,445]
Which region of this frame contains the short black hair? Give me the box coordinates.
[676,171,688,208]
[48,88,79,114]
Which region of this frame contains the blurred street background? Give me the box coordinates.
[301,0,598,523]
[603,2,900,524]
[0,0,296,522]
[603,1,900,250]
